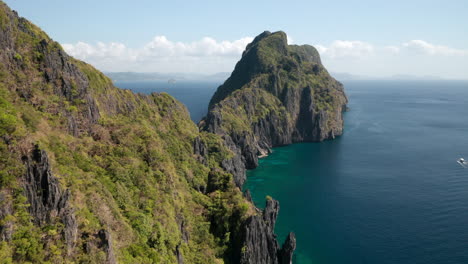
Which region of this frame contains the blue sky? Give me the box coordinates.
[4,0,468,78]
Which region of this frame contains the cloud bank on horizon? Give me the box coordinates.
[62,36,468,79]
[62,36,254,74]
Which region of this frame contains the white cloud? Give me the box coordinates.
[315,39,468,59]
[62,36,468,79]
[316,39,468,79]
[62,36,253,73]
[62,42,136,60]
[402,40,468,56]
[315,40,374,59]
[141,36,253,57]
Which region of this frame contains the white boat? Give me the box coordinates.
[457,158,468,168]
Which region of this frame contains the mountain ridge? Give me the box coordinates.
[0,2,294,263]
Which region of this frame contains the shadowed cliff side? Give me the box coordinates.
[201,30,348,187]
[201,30,347,263]
[22,145,79,256]
[239,199,296,264]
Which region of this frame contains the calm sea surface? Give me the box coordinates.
[118,80,468,264]
[246,80,468,264]
[115,81,219,122]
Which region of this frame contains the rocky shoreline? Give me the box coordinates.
[200,31,347,263]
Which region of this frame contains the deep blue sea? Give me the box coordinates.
[115,81,220,122]
[246,80,468,264]
[117,80,468,264]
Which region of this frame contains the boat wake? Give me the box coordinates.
[457,158,468,168]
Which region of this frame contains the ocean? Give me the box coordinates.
[117,80,468,264]
[246,80,468,264]
[115,81,220,122]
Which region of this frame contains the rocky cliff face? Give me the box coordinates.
[22,145,78,253]
[0,2,337,262]
[0,191,13,241]
[239,199,296,264]
[0,2,283,263]
[0,9,102,138]
[193,135,295,264]
[201,31,348,186]
[201,31,347,263]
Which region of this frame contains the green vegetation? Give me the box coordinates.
[0,91,18,136]
[207,30,347,142]
[216,88,290,135]
[13,53,22,61]
[0,2,258,263]
[255,31,288,67]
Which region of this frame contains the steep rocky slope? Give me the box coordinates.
[201,31,348,186]
[0,2,294,263]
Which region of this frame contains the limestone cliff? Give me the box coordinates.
[193,136,295,264]
[239,199,296,264]
[201,31,348,186]
[201,31,347,263]
[0,2,287,263]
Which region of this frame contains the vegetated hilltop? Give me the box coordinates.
[201,31,348,186]
[0,2,294,263]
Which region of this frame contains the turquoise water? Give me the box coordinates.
[246,80,468,264]
[118,79,468,263]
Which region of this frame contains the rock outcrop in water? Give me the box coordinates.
[194,132,295,264]
[239,199,296,264]
[201,31,348,187]
[201,30,347,263]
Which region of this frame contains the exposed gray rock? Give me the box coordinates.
[83,229,116,264]
[220,135,247,187]
[38,39,88,102]
[176,244,184,264]
[239,198,295,264]
[0,3,102,137]
[193,136,207,164]
[279,233,296,264]
[202,31,347,186]
[22,145,77,253]
[177,215,189,243]
[201,30,348,263]
[97,229,116,264]
[0,191,13,241]
[244,189,253,203]
[37,39,101,136]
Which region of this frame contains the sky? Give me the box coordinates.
[4,0,468,79]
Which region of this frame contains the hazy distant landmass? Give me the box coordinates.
[330,72,365,81]
[331,72,449,81]
[388,74,444,80]
[107,71,456,83]
[105,71,231,82]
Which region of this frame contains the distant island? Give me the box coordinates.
[331,72,449,81]
[105,71,231,82]
[106,71,456,84]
